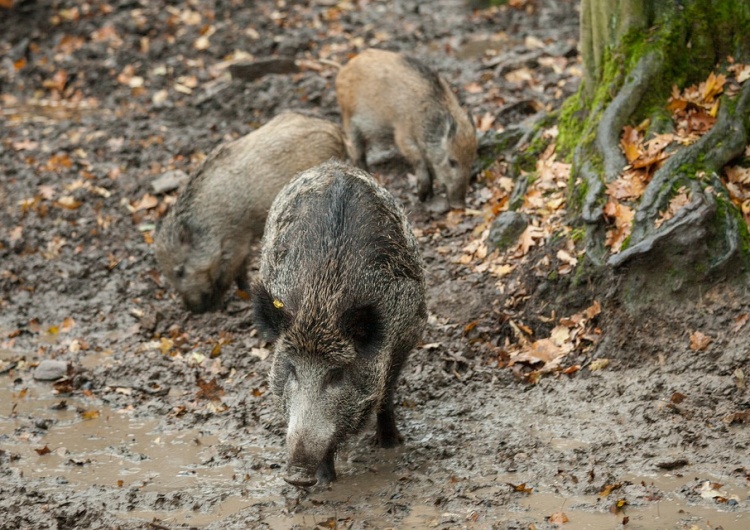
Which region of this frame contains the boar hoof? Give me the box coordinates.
[284,467,318,488]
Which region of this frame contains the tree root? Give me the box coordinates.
[609,80,750,269]
[574,52,664,265]
[575,53,750,270]
[596,52,663,183]
[631,80,750,243]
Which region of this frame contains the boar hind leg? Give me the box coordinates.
[346,125,369,171]
[235,258,250,293]
[316,449,337,486]
[376,353,408,448]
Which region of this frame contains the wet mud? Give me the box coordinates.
[1,1,748,529]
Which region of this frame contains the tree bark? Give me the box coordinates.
[560,0,750,298]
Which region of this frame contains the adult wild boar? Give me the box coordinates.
[155,111,346,313]
[253,161,427,487]
[336,48,477,209]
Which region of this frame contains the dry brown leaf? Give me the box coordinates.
[589,358,609,371]
[599,482,623,497]
[60,317,75,333]
[701,72,726,102]
[80,410,100,420]
[607,172,647,201]
[620,125,643,164]
[729,63,750,84]
[689,331,711,351]
[508,482,534,494]
[584,300,601,319]
[517,225,544,255]
[549,512,569,524]
[510,339,562,366]
[732,313,748,332]
[196,377,224,401]
[54,196,82,210]
[131,194,159,212]
[603,201,634,252]
[655,188,691,228]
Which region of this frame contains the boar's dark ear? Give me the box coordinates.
[252,283,290,341]
[177,220,193,247]
[341,304,383,356]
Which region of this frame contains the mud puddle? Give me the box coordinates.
[2,369,748,528]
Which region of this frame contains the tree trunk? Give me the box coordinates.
[559,0,750,302]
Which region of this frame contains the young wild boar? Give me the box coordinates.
[335,48,477,209]
[154,111,346,313]
[253,161,426,487]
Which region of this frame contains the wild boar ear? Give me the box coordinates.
[341,304,383,356]
[252,283,291,341]
[177,220,193,247]
[440,116,458,150]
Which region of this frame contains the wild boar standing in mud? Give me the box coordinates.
[154,111,346,313]
[253,161,427,487]
[335,48,477,209]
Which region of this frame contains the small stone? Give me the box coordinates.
[151,170,188,194]
[34,360,69,381]
[487,211,528,250]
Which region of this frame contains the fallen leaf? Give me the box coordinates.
[589,358,609,371]
[510,339,562,366]
[655,188,691,228]
[80,410,100,420]
[599,482,623,497]
[722,410,749,425]
[670,392,687,404]
[548,512,569,524]
[196,376,224,401]
[60,317,75,333]
[35,445,51,456]
[508,482,533,494]
[689,331,711,351]
[131,194,158,212]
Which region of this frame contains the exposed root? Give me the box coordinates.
[609,80,750,269]
[596,52,663,183]
[579,160,607,266]
[631,80,750,243]
[608,179,714,267]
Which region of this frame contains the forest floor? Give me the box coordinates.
[1,1,749,529]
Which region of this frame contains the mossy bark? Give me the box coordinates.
[561,0,750,296]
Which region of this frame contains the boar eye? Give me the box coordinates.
[448,158,459,168]
[174,265,185,279]
[324,367,344,388]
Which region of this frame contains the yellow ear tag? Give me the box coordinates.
[273,299,284,309]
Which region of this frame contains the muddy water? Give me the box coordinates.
[1,353,748,528]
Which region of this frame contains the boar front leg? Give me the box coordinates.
[414,162,434,203]
[395,130,432,202]
[375,352,408,448]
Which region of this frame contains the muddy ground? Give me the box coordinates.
[1,0,749,529]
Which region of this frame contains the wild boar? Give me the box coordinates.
[155,111,346,313]
[253,160,427,487]
[335,48,477,208]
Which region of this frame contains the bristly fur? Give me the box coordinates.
[153,111,347,313]
[335,48,477,208]
[256,160,426,486]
